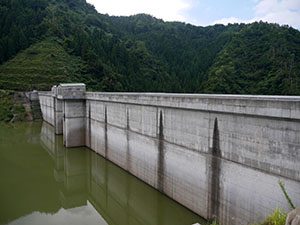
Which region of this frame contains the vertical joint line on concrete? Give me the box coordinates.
[104,105,108,158]
[63,101,66,146]
[159,110,164,140]
[212,117,221,157]
[126,108,130,130]
[53,97,56,130]
[126,107,131,171]
[157,110,165,192]
[209,117,221,221]
[89,101,91,148]
[104,105,107,124]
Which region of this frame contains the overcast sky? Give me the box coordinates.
[86,0,300,29]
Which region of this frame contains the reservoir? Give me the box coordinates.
[2,119,300,225]
[0,122,205,225]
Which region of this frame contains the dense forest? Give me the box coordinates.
[0,0,300,94]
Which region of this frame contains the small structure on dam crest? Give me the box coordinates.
[41,83,86,147]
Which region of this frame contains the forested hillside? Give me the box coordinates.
[0,0,299,94]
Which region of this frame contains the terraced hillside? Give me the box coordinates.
[0,39,96,91]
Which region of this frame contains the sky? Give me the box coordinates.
[86,0,300,30]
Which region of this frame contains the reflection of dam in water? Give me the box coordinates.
[38,84,300,225]
[40,122,204,225]
[88,119,300,225]
[41,119,300,225]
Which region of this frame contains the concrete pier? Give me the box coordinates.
[39,84,300,225]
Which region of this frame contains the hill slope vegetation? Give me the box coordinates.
[0,0,299,94]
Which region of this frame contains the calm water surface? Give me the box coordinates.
[0,122,205,225]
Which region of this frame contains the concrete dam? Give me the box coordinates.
[38,83,300,225]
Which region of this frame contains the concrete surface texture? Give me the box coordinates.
[39,91,54,126]
[39,84,300,225]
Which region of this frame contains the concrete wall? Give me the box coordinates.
[40,121,300,225]
[39,86,300,225]
[39,84,86,147]
[39,92,55,126]
[85,92,300,181]
[84,92,300,224]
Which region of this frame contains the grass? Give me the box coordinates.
[256,209,287,225]
[206,209,287,225]
[0,90,14,122]
[0,90,26,122]
[0,38,96,91]
[211,220,219,225]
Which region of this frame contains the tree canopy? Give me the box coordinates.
[0,0,299,94]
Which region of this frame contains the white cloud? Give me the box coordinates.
[86,0,191,22]
[255,0,300,15]
[255,0,300,28]
[213,0,300,29]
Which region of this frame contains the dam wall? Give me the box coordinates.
[39,84,300,225]
[39,91,54,126]
[85,92,300,179]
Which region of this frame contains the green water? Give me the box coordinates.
[0,122,205,225]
